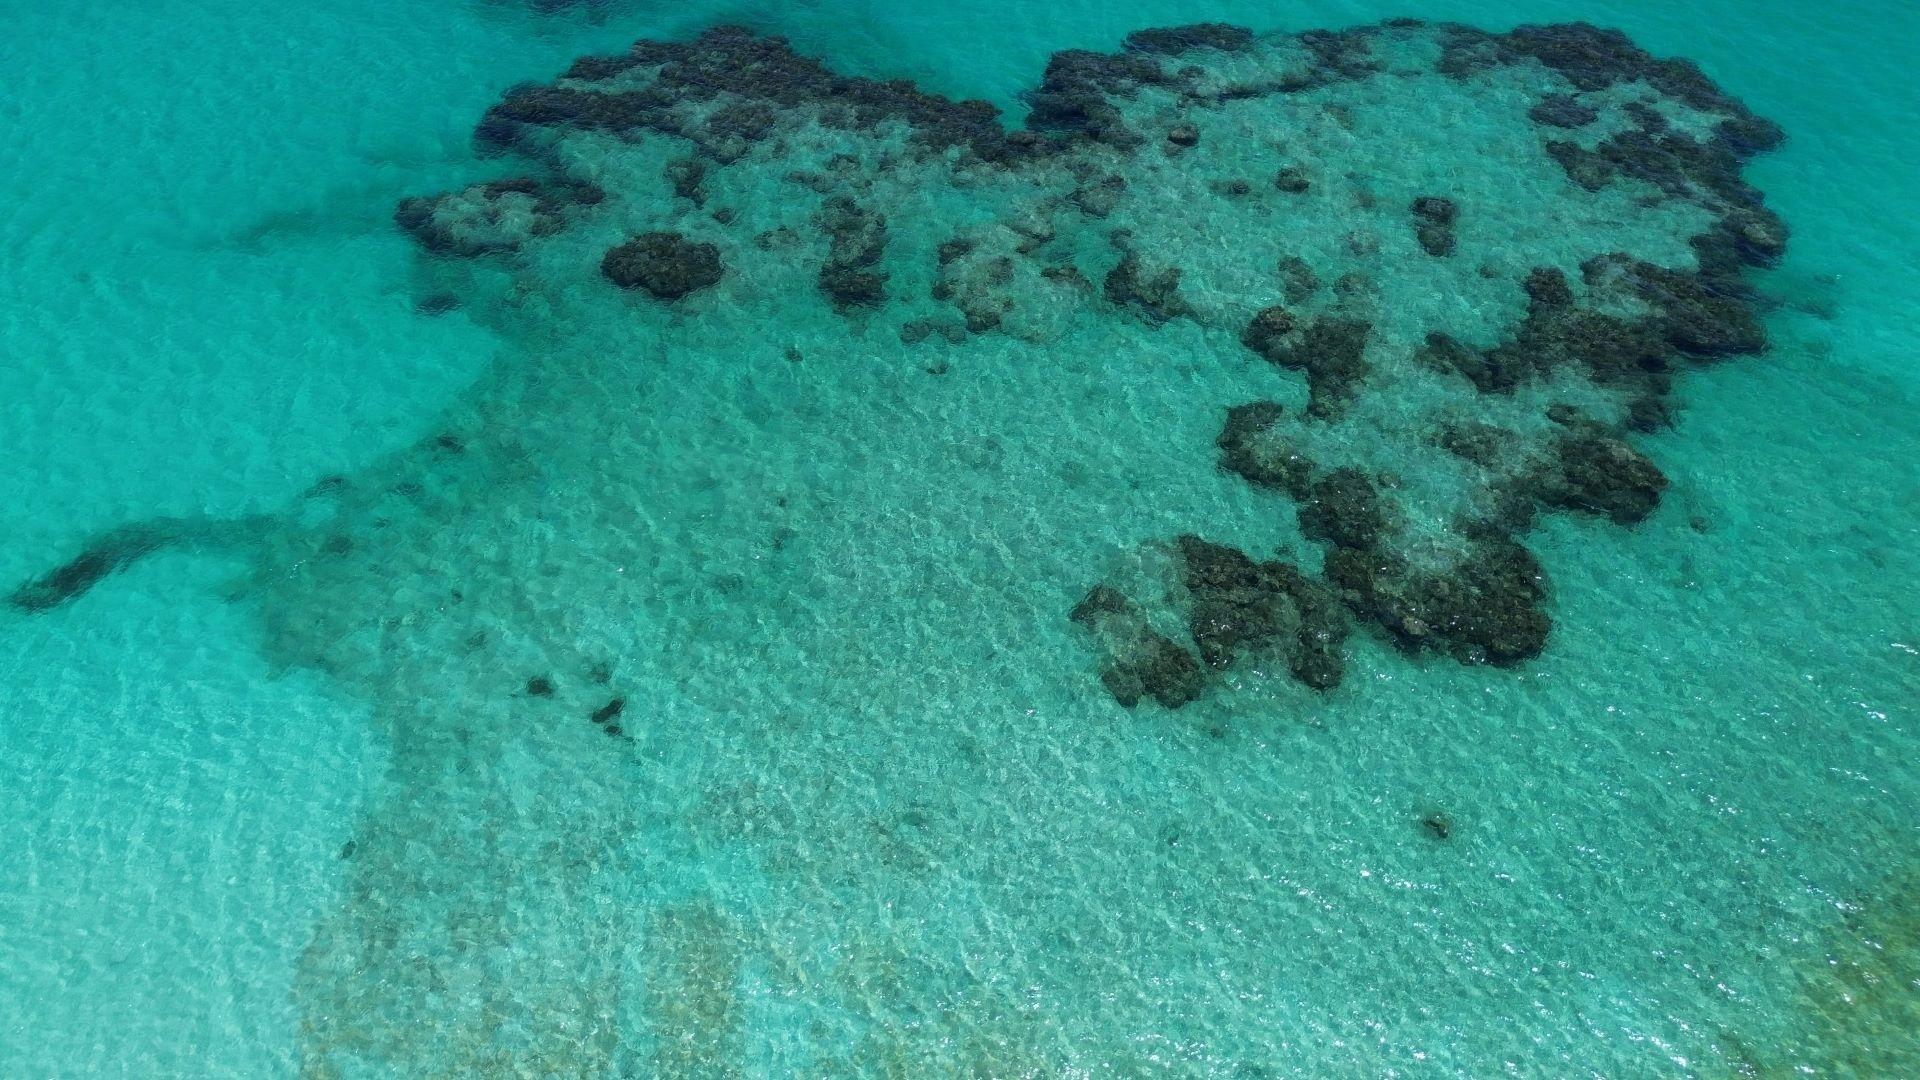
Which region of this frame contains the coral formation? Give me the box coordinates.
[13,20,1787,716]
[601,231,725,298]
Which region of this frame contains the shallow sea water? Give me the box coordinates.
[0,0,1915,1077]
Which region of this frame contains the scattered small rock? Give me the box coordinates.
[1273,165,1311,193]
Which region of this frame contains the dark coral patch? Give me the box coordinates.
[1177,536,1349,691]
[665,157,707,204]
[1536,422,1670,525]
[1298,468,1386,552]
[1103,632,1209,709]
[1103,248,1192,324]
[1435,421,1519,469]
[416,292,461,316]
[1073,535,1350,707]
[1528,93,1599,129]
[1242,311,1372,418]
[483,25,1031,164]
[1272,166,1311,193]
[1411,195,1459,257]
[1071,585,1208,708]
[395,177,603,258]
[1276,256,1321,302]
[1216,401,1312,495]
[1123,23,1256,56]
[1026,49,1168,147]
[1523,267,1574,306]
[602,232,725,299]
[815,196,889,313]
[1327,536,1551,666]
[1179,536,1307,668]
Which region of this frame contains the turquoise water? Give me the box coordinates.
[0,0,1915,1076]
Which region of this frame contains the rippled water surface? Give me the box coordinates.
[1,0,1915,1075]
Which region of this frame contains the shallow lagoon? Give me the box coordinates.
[1,0,1915,1075]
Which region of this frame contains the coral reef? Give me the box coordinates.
[601,231,725,298]
[4,21,1794,1067]
[14,20,1788,715]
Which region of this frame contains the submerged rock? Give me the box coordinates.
[395,177,603,258]
[816,196,889,313]
[1242,312,1373,417]
[1411,195,1459,257]
[1272,166,1312,193]
[1216,401,1313,495]
[1103,250,1192,324]
[1537,425,1671,524]
[1070,582,1208,708]
[601,232,725,298]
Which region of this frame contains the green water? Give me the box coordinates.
[0,1,1915,1076]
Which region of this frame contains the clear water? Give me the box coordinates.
[1,1,1915,1076]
